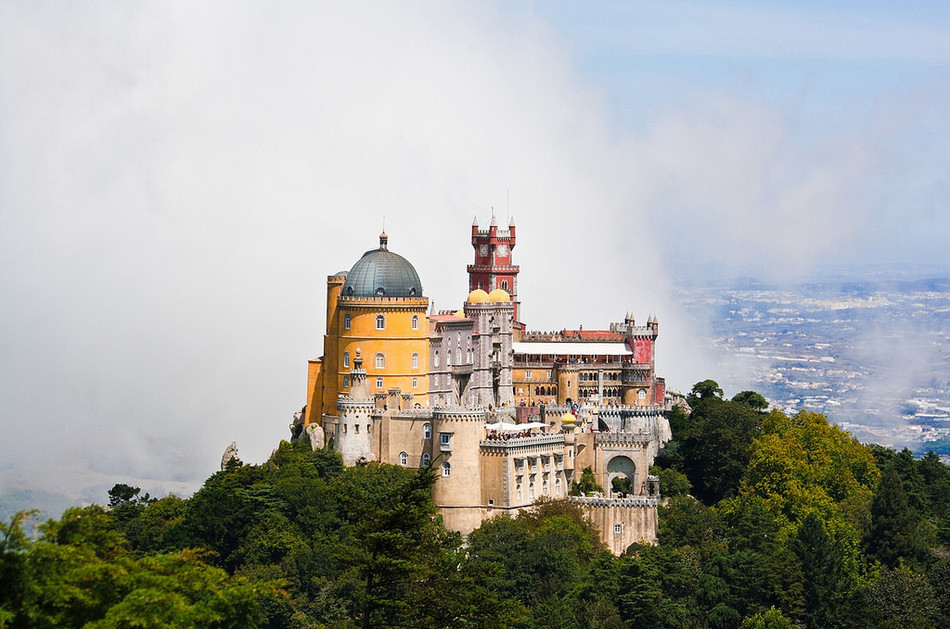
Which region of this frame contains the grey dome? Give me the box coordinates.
[343,233,423,298]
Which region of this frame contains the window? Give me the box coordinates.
[375,377,383,389]
[412,377,418,388]
[343,352,350,368]
[354,424,359,434]
[411,315,419,330]
[529,482,535,500]
[399,451,408,466]
[501,280,508,290]
[614,523,623,535]
[344,314,351,330]
[375,353,385,369]
[423,423,432,439]
[434,350,440,367]
[442,461,451,478]
[638,389,647,400]
[525,370,532,379]
[516,483,522,500]
[422,452,430,466]
[343,376,349,387]
[555,478,562,496]
[547,371,552,379]
[375,314,385,330]
[440,432,452,451]
[543,480,549,496]
[412,353,419,369]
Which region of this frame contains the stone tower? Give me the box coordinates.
[334,349,375,465]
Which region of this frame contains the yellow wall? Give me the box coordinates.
[333,297,429,408]
[305,359,323,426]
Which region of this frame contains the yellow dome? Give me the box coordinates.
[454,309,465,317]
[467,289,490,303]
[487,288,511,302]
[560,412,576,425]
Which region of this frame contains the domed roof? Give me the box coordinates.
[343,232,423,298]
[467,288,490,303]
[454,309,465,317]
[487,288,511,302]
[560,412,576,424]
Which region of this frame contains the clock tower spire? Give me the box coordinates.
[468,214,521,323]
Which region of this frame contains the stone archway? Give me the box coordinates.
[606,455,637,497]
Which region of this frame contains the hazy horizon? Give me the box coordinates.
[2,2,949,502]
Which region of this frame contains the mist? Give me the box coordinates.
[2,2,948,499]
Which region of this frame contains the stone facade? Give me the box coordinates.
[301,217,672,554]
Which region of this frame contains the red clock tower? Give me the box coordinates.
[468,214,521,323]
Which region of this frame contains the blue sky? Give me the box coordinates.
[0,1,948,497]
[536,1,950,273]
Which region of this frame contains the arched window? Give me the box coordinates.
[343,375,349,388]
[344,314,351,330]
[399,452,408,466]
[375,353,385,369]
[343,351,350,368]
[411,315,419,330]
[529,482,535,500]
[423,423,432,439]
[555,478,562,496]
[501,280,509,291]
[412,353,419,369]
[375,314,385,330]
[422,452,430,466]
[543,480,549,496]
[442,461,451,478]
[516,483,522,500]
[434,350,440,367]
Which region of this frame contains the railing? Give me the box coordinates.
[568,495,659,508]
[479,434,565,449]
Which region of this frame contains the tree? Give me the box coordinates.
[570,467,604,496]
[0,511,37,627]
[792,513,849,628]
[740,410,879,548]
[866,466,930,569]
[740,607,795,629]
[731,391,768,411]
[865,564,939,628]
[690,379,724,402]
[681,398,762,504]
[650,465,691,497]
[107,484,149,508]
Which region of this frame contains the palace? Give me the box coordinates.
[299,216,671,554]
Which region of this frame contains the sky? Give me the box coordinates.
[1,1,949,500]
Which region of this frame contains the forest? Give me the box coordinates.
[2,381,949,628]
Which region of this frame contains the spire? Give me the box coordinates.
[379,230,388,251]
[472,215,479,227]
[509,215,515,227]
[490,208,497,227]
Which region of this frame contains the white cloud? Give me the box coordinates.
[0,2,714,495]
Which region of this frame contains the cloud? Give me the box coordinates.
[4,2,944,498]
[0,2,716,495]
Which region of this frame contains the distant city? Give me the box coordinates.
[676,267,950,457]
